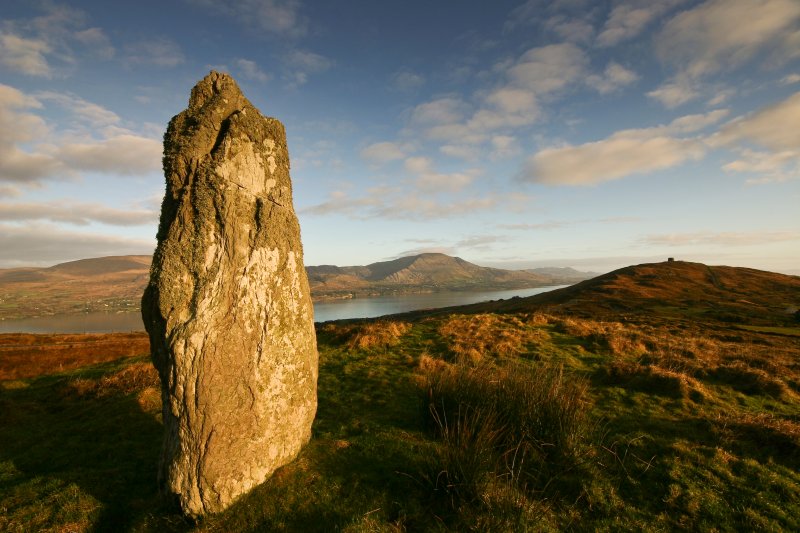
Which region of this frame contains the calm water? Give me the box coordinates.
[0,285,566,333]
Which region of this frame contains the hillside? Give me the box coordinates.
[472,260,800,327]
[0,253,592,319]
[0,256,151,319]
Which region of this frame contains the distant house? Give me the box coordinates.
[668,257,675,262]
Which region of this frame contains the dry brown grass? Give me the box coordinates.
[437,314,548,363]
[0,332,150,380]
[320,321,412,350]
[65,361,159,399]
[602,360,709,401]
[553,315,800,402]
[709,362,794,399]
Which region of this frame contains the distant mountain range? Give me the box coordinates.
[307,253,596,299]
[0,253,596,319]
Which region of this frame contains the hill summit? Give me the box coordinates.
[479,260,800,326]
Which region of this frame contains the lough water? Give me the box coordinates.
[0,285,566,334]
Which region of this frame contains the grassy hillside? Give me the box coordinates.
[1,261,798,531]
[475,260,800,327]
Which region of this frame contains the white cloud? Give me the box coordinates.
[0,201,157,226]
[525,136,705,186]
[0,4,116,77]
[490,135,521,159]
[410,97,468,126]
[125,38,184,67]
[647,78,700,107]
[499,221,569,231]
[390,69,425,91]
[404,157,477,192]
[656,0,800,79]
[519,110,729,185]
[710,91,800,183]
[642,231,800,247]
[712,91,800,151]
[235,58,270,83]
[36,91,120,127]
[73,27,115,59]
[374,193,502,219]
[393,245,456,258]
[781,73,800,85]
[303,187,523,220]
[0,84,60,184]
[668,109,730,133]
[439,144,476,160]
[360,142,406,163]
[723,148,800,184]
[300,189,383,217]
[455,234,509,250]
[55,135,162,175]
[0,185,20,198]
[466,88,539,131]
[707,88,735,106]
[597,0,687,47]
[508,43,589,95]
[545,16,595,44]
[586,62,639,94]
[0,32,52,76]
[283,49,332,87]
[188,0,307,37]
[0,83,161,187]
[0,223,155,268]
[286,49,331,72]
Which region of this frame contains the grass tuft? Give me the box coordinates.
[319,321,411,351]
[417,356,595,511]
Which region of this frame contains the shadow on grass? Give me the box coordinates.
[0,369,164,532]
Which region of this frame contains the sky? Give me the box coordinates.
[1,0,799,274]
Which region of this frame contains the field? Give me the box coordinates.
[1,305,798,531]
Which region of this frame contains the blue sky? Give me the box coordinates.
[1,0,799,273]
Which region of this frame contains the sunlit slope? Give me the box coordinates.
[471,260,800,326]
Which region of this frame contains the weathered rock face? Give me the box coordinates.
[142,71,318,517]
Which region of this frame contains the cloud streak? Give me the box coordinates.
[0,201,157,226]
[641,231,800,247]
[519,110,729,185]
[0,223,155,268]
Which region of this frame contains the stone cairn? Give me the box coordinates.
[142,71,318,516]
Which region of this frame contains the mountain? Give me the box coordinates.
[0,253,584,319]
[473,260,800,327]
[307,253,563,299]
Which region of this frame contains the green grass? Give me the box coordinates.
[737,325,800,337]
[1,313,799,531]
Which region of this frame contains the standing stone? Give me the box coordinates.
[142,71,318,517]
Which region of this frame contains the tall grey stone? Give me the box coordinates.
[142,71,318,516]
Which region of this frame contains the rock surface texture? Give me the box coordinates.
[142,72,318,517]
